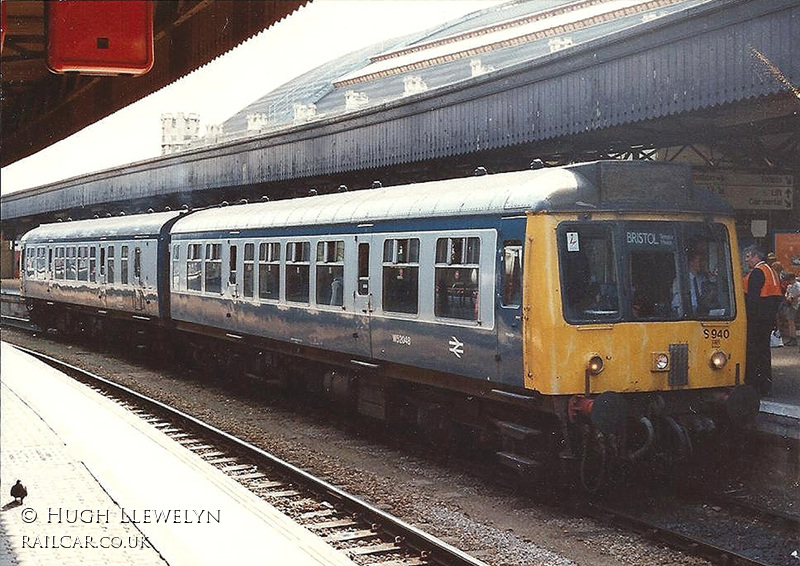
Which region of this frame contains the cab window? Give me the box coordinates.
[559,224,619,322]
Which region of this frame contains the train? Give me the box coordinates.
[19,160,760,489]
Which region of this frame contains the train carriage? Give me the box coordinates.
[167,161,757,481]
[19,211,182,341]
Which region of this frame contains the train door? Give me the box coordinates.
[132,246,145,311]
[352,236,373,358]
[496,218,526,384]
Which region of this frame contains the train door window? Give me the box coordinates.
[434,237,480,320]
[382,238,420,314]
[559,224,619,322]
[285,241,310,303]
[89,247,97,283]
[228,244,238,288]
[316,240,344,307]
[107,246,115,284]
[77,246,89,281]
[24,247,34,278]
[48,248,54,279]
[187,244,202,291]
[204,243,222,294]
[501,241,522,307]
[32,248,40,279]
[133,247,142,282]
[37,247,47,279]
[120,246,129,285]
[66,246,77,280]
[171,244,180,290]
[100,247,106,281]
[357,243,370,295]
[55,247,65,279]
[243,243,254,298]
[258,242,280,300]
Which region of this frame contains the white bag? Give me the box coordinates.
[770,330,783,348]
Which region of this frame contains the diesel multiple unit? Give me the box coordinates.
[20,161,759,488]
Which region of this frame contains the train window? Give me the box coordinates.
[559,225,619,322]
[121,246,129,285]
[560,222,735,324]
[357,243,370,295]
[89,247,97,283]
[187,244,202,291]
[66,246,77,280]
[434,237,480,320]
[171,244,180,290]
[37,247,47,279]
[243,243,254,298]
[258,242,280,301]
[668,223,735,320]
[316,240,344,307]
[48,248,53,278]
[229,245,238,286]
[77,246,88,282]
[133,247,142,282]
[107,246,115,284]
[501,242,522,307]
[204,243,222,294]
[286,241,310,303]
[33,248,45,279]
[24,247,34,278]
[382,238,419,314]
[55,247,65,279]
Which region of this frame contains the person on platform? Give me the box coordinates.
[742,246,783,395]
[782,271,799,347]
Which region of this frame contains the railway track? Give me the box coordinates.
[4,314,798,566]
[10,343,491,566]
[583,487,800,566]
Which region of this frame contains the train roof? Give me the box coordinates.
[172,161,732,235]
[20,210,183,244]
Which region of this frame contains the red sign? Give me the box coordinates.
[47,1,154,75]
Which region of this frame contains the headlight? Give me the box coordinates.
[587,355,604,375]
[652,352,669,372]
[710,351,728,370]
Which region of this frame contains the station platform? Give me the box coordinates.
[756,344,800,440]
[0,342,355,566]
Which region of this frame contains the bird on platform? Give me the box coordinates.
[11,480,27,504]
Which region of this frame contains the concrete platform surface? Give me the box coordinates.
[0,342,355,566]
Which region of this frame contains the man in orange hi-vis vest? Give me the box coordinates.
[743,246,783,395]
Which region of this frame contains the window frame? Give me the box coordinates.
[316,240,345,307]
[434,236,481,321]
[186,243,203,292]
[285,241,311,304]
[120,245,129,285]
[243,243,255,298]
[381,237,420,315]
[258,241,281,301]
[204,243,222,294]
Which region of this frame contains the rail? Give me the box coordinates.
[9,344,492,566]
